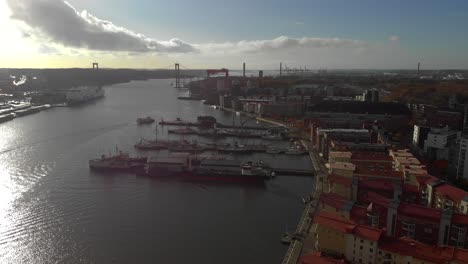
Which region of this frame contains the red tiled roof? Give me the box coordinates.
[350,206,368,223]
[452,213,468,226]
[365,191,391,207]
[351,152,392,162]
[320,193,347,210]
[328,174,352,187]
[359,180,395,192]
[402,184,420,193]
[434,183,468,202]
[398,203,441,222]
[379,237,468,264]
[300,252,345,264]
[415,174,437,186]
[355,170,403,179]
[314,211,382,241]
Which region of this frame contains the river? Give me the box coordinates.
[0,79,314,264]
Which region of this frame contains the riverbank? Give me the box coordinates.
[216,106,325,264]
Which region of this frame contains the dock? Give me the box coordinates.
[159,116,275,131]
[274,168,315,177]
[281,141,326,264]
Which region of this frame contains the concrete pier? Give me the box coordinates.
[281,141,327,264]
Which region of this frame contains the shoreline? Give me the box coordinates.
[216,106,326,264]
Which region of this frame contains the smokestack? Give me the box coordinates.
[417,62,420,76]
[280,62,282,77]
[243,62,246,77]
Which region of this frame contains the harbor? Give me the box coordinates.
[0,79,314,264]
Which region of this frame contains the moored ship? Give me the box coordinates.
[66,86,104,105]
[146,157,274,182]
[137,116,155,124]
[89,151,147,171]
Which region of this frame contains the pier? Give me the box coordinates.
[274,168,315,177]
[281,141,326,264]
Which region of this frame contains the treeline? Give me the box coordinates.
[384,80,468,106]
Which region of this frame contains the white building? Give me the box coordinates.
[423,126,460,162]
[457,137,468,180]
[412,124,430,148]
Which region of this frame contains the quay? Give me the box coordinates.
[281,141,326,264]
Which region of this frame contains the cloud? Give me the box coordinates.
[295,21,305,25]
[7,0,196,53]
[197,36,369,54]
[389,35,400,42]
[38,43,60,54]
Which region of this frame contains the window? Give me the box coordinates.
[424,227,432,233]
[370,248,373,252]
[360,246,363,250]
[402,221,416,238]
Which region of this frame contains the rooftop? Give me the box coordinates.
[379,237,468,264]
[329,151,352,159]
[299,252,345,264]
[351,152,392,162]
[308,101,411,116]
[330,162,356,171]
[394,156,421,166]
[328,174,353,187]
[314,211,383,242]
[434,182,468,202]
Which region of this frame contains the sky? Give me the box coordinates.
[1,0,468,69]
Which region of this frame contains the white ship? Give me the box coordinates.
[66,86,104,105]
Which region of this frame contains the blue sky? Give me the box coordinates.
[70,0,468,44]
[2,0,468,68]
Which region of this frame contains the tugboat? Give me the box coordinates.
[89,151,147,171]
[137,116,155,124]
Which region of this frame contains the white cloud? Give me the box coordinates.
[38,44,60,54]
[7,0,196,53]
[389,35,400,42]
[196,36,369,55]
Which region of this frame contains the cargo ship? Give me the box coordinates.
[89,151,147,171]
[147,157,274,183]
[66,86,104,105]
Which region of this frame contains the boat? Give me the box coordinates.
[66,86,104,105]
[218,146,253,154]
[159,117,198,127]
[147,158,274,182]
[284,148,308,155]
[137,116,155,124]
[266,148,282,154]
[262,134,284,140]
[134,138,177,150]
[168,144,206,153]
[89,151,146,171]
[281,233,292,245]
[168,127,198,135]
